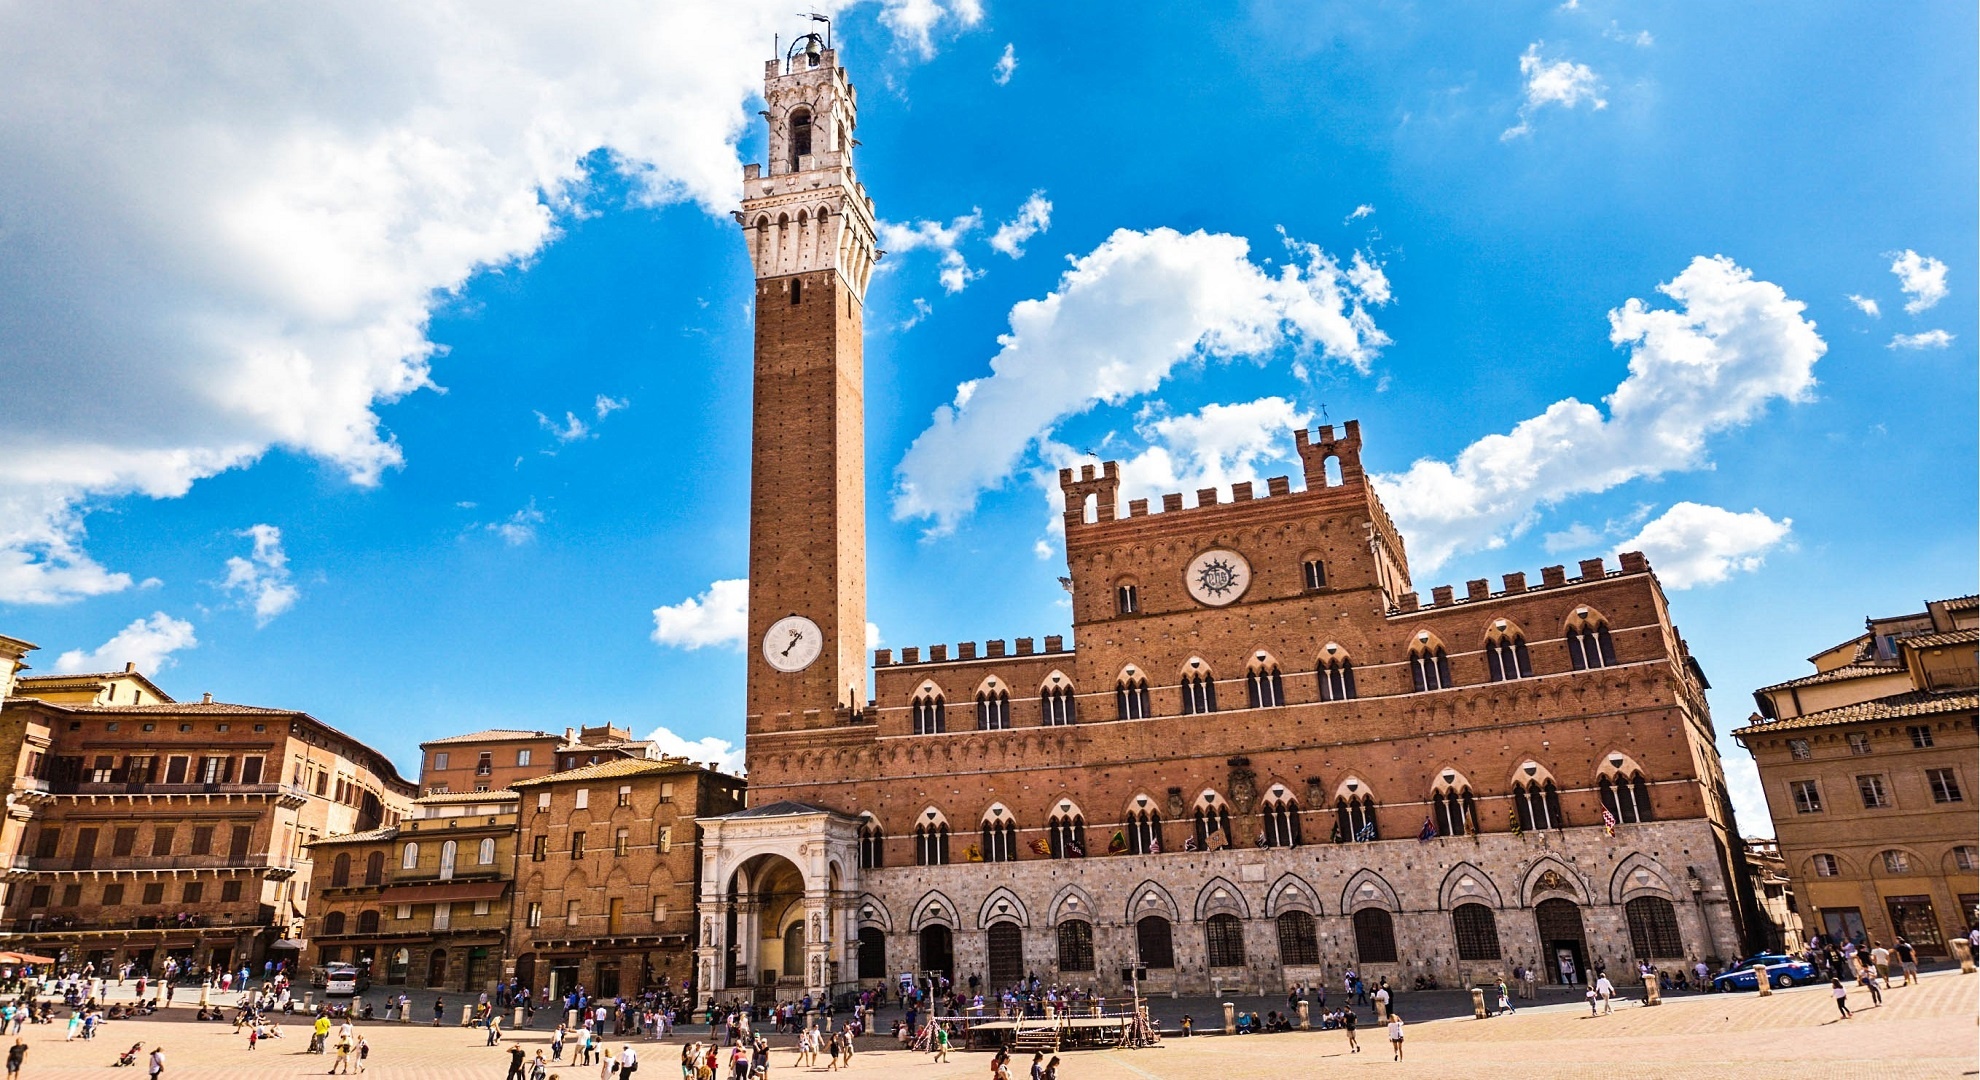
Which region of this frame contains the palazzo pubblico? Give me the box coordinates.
[692,42,1758,1005]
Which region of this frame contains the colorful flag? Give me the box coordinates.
[1068,838,1083,858]
[1416,817,1437,843]
[1029,837,1053,857]
[1107,831,1128,855]
[965,844,983,862]
[1182,835,1199,852]
[1354,821,1376,843]
[1509,806,1522,837]
[1601,808,1618,837]
[1465,813,1478,838]
[1329,821,1344,844]
[1149,834,1161,854]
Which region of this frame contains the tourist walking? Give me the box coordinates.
[6,1037,24,1079]
[1857,961,1882,1006]
[1387,1014,1404,1060]
[1594,972,1616,1014]
[147,1047,165,1080]
[1342,1006,1359,1053]
[1896,938,1919,985]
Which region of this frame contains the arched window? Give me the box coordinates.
[914,811,950,867]
[1485,621,1533,682]
[331,852,351,888]
[1204,913,1245,968]
[1041,673,1076,725]
[1432,770,1476,837]
[1240,652,1284,709]
[1566,607,1618,670]
[1116,670,1152,721]
[858,816,885,869]
[1180,660,1217,715]
[1115,582,1139,615]
[1408,633,1454,692]
[1624,896,1684,958]
[324,911,347,936]
[1351,908,1397,963]
[1260,790,1301,848]
[356,909,380,935]
[857,927,887,979]
[478,838,496,865]
[1513,764,1564,831]
[788,107,812,168]
[1334,780,1378,842]
[1451,904,1501,960]
[1599,754,1653,824]
[1135,916,1174,969]
[1125,802,1163,855]
[1302,558,1327,591]
[1276,910,1319,965]
[979,806,1017,863]
[1318,644,1358,702]
[1056,921,1095,971]
[438,840,457,881]
[912,689,946,735]
[401,842,419,869]
[1047,807,1085,859]
[364,851,384,886]
[1191,792,1232,851]
[976,686,1011,731]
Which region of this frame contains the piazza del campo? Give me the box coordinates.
[0,5,1971,1079]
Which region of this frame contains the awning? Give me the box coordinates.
[387,881,510,903]
[269,940,307,950]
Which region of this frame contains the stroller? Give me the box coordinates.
[114,1042,144,1067]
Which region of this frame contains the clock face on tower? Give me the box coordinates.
[1184,548,1251,606]
[762,615,824,673]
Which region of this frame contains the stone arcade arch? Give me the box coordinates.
[693,801,862,1007]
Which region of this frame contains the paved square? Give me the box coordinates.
[10,973,1972,1080]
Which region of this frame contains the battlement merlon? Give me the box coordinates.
[1058,461,1121,529]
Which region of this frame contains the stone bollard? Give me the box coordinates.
[199,985,210,1007]
[1752,964,1772,997]
[1221,1001,1235,1034]
[514,1006,525,1028]
[461,1004,474,1027]
[1374,997,1388,1022]
[1471,987,1487,1019]
[303,991,313,1009]
[1297,1000,1309,1031]
[402,1004,411,1024]
[568,1009,579,1029]
[1951,938,1976,974]
[1642,974,1661,1006]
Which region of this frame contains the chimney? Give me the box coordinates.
[201,692,213,704]
[125,662,136,673]
[565,727,576,744]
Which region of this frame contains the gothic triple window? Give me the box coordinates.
[1599,756,1653,824]
[1180,662,1218,715]
[858,817,885,869]
[1432,777,1476,838]
[976,686,1011,731]
[1125,806,1163,855]
[1040,680,1076,726]
[1047,810,1085,859]
[1567,608,1618,670]
[912,691,946,735]
[914,812,950,866]
[1260,793,1301,848]
[1116,672,1152,721]
[1409,636,1454,693]
[980,807,1018,863]
[1485,622,1533,682]
[1514,771,1565,831]
[1318,648,1358,701]
[1245,660,1285,709]
[1191,793,1232,851]
[1335,789,1378,842]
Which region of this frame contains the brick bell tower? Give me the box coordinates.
[739,33,878,734]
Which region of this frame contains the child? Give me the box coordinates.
[1387,1013,1404,1060]
[1496,980,1513,1015]
[1830,977,1851,1019]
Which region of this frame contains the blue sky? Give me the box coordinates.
[1,2,1972,832]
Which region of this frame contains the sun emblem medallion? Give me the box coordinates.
[1183,548,1251,607]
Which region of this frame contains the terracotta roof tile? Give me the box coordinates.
[1734,689,1978,737]
[509,757,708,787]
[420,729,553,746]
[306,827,399,847]
[1756,663,1904,694]
[414,789,519,805]
[1898,628,1979,650]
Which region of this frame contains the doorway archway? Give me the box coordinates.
[728,853,808,988]
[919,924,953,981]
[1534,898,1588,984]
[986,922,1023,988]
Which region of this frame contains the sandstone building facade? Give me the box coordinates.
[1735,595,1978,954]
[692,41,1759,1005]
[417,724,666,797]
[305,790,520,990]
[0,662,415,973]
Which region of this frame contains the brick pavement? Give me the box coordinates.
[5,971,1972,1079]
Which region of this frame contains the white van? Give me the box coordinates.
[323,965,366,997]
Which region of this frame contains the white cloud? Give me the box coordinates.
[1723,755,1772,839]
[536,411,590,443]
[488,502,545,546]
[1056,396,1312,510]
[992,43,1017,85]
[54,612,198,674]
[1375,255,1824,573]
[989,192,1052,258]
[1615,502,1791,589]
[651,577,748,650]
[880,0,983,60]
[894,227,1392,530]
[642,724,746,775]
[0,1,952,606]
[1502,41,1607,140]
[1889,249,1948,313]
[899,297,935,331]
[1846,294,1881,317]
[220,524,300,626]
[1541,522,1604,554]
[867,621,882,650]
[593,395,629,419]
[1345,204,1375,223]
[879,211,984,294]
[1602,22,1654,47]
[1889,329,1954,350]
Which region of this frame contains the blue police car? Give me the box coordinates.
[1712,953,1817,991]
